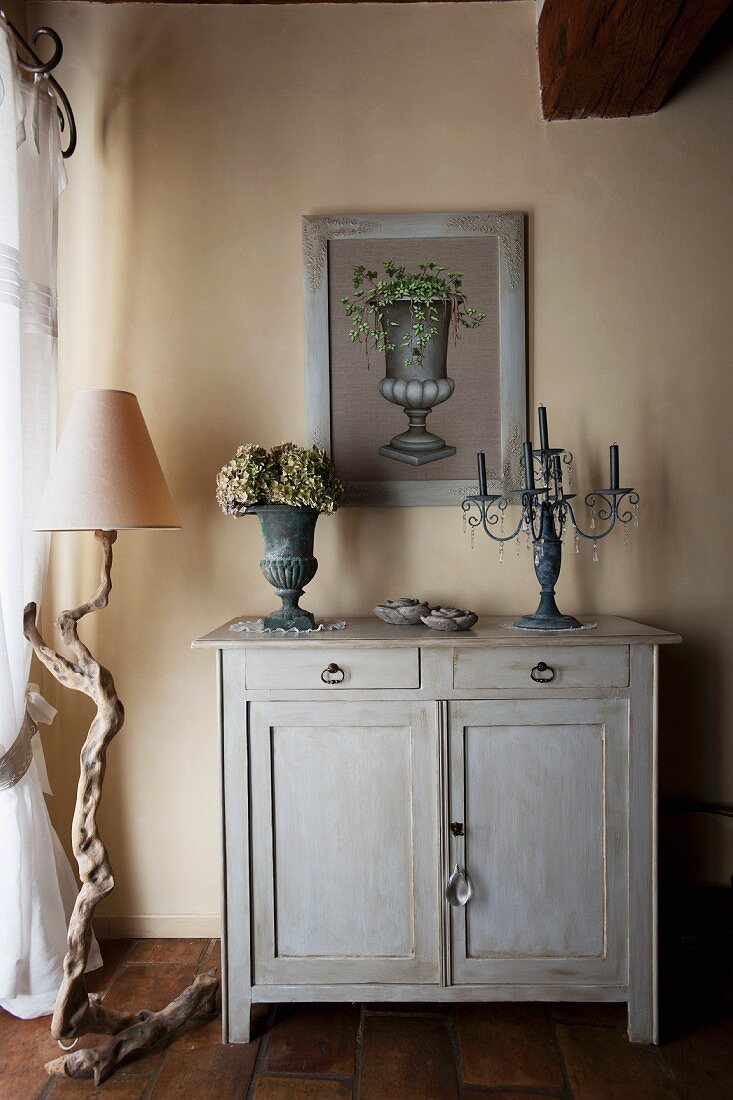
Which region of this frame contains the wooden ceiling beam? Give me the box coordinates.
[538,0,733,120]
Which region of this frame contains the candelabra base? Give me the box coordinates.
[513,611,584,631]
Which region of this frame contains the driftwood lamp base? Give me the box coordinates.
[24,531,219,1085]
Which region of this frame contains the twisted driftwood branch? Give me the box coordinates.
[45,971,218,1086]
[24,530,219,1082]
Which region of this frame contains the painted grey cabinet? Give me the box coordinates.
[249,700,440,986]
[448,699,628,987]
[193,615,680,1048]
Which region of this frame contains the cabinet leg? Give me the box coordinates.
[225,995,252,1044]
[627,990,657,1045]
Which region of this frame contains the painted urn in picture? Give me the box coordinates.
[378,298,456,465]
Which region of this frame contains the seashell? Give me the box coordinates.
[374,598,430,626]
[421,606,478,632]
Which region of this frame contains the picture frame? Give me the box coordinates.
[303,212,527,506]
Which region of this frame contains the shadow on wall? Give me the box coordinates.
[659,639,731,885]
[670,4,733,105]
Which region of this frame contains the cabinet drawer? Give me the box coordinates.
[245,647,420,690]
[453,645,629,690]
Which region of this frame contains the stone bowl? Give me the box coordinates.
[374,598,431,626]
[421,606,478,632]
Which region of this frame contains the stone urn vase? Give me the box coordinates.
[378,298,456,465]
[248,504,319,630]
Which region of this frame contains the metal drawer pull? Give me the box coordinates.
[321,662,345,684]
[445,863,472,907]
[530,661,555,683]
[449,821,465,837]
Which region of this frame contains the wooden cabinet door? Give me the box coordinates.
[250,701,440,986]
[448,699,628,987]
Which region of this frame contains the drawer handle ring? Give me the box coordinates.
[445,863,472,907]
[321,662,345,684]
[530,661,555,683]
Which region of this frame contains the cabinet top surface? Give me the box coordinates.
[192,615,681,650]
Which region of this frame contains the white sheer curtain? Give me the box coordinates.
[0,25,100,1019]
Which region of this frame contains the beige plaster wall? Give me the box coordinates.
[31,0,733,931]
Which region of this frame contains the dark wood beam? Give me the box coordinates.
[538,0,733,120]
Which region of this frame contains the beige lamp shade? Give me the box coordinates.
[35,389,181,531]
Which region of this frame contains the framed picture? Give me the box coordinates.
[303,212,527,506]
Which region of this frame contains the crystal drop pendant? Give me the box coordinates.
[470,529,475,549]
[500,512,505,534]
[624,523,630,546]
[516,535,521,556]
[592,541,599,564]
[463,510,467,534]
[590,509,596,531]
[633,503,640,528]
[574,531,580,554]
[534,545,540,567]
[499,543,504,564]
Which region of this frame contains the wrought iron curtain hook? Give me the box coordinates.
[0,12,76,157]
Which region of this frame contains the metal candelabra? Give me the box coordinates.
[462,406,640,630]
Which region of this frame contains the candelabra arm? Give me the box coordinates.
[564,489,638,543]
[462,496,524,543]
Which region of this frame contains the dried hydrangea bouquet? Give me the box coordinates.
[217,443,343,630]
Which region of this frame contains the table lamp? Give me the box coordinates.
[23,389,218,1084]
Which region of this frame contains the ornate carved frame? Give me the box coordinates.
[303,212,527,506]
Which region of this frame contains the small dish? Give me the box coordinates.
[421,606,478,632]
[374,598,430,626]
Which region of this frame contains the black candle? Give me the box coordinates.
[477,451,488,496]
[538,405,549,451]
[610,443,619,490]
[552,454,562,484]
[523,441,535,490]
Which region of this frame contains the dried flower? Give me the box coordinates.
[216,443,343,516]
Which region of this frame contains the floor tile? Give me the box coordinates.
[104,963,201,1016]
[87,940,132,995]
[549,1001,628,1026]
[150,1042,259,1098]
[456,1003,564,1089]
[201,939,221,974]
[265,1004,359,1075]
[253,1079,352,1099]
[125,940,208,968]
[464,1093,560,1100]
[661,1014,733,1099]
[50,1077,149,1097]
[0,1009,64,1100]
[556,1022,680,1099]
[167,1008,224,1052]
[359,1013,458,1099]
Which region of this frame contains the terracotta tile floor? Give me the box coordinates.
[1,938,732,1099]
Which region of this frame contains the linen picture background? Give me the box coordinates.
[327,237,501,483]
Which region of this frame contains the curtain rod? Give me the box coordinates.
[0,11,76,158]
